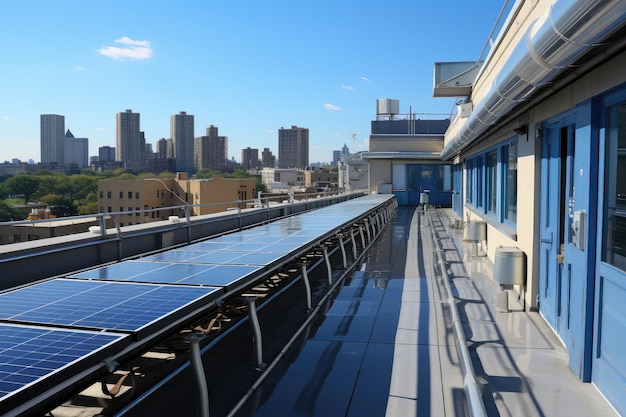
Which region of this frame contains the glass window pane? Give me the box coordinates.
[486,150,497,213]
[603,103,626,271]
[505,142,518,223]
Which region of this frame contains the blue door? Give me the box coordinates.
[541,112,594,380]
[539,123,562,329]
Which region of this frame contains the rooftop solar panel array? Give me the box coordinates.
[0,323,129,412]
[0,194,394,416]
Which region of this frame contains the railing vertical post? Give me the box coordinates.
[300,263,312,311]
[244,296,266,370]
[187,333,210,417]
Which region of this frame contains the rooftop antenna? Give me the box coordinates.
[352,134,356,153]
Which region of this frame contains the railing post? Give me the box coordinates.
[187,333,210,417]
[244,296,266,370]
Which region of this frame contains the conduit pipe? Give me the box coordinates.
[441,0,626,160]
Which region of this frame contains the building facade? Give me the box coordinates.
[98,146,116,162]
[427,1,626,413]
[278,126,309,169]
[171,111,194,173]
[97,173,256,226]
[116,109,145,172]
[241,147,259,170]
[40,114,65,164]
[261,147,276,168]
[64,130,89,169]
[364,116,451,206]
[194,125,227,171]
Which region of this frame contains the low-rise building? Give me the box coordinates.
[97,173,256,226]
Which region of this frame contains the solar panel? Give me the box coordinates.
[0,323,129,413]
[0,279,220,338]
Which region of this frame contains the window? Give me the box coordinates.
[128,191,133,199]
[486,150,497,213]
[119,191,123,198]
[107,191,112,198]
[602,102,626,271]
[466,159,474,204]
[135,207,140,216]
[107,206,112,212]
[476,156,484,208]
[119,206,124,212]
[504,142,518,223]
[465,139,518,228]
[136,192,140,199]
[99,191,103,198]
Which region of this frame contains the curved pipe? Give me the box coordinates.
[442,0,626,160]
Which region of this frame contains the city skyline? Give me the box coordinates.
[0,1,506,164]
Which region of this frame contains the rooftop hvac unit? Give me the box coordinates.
[376,98,399,116]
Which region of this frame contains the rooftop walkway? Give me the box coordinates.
[226,207,619,417]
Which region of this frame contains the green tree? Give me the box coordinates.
[0,202,21,222]
[158,171,176,179]
[4,174,40,203]
[39,194,77,217]
[194,169,221,179]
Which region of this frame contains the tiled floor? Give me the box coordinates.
[242,207,619,417]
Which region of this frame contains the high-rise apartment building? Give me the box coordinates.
[241,147,259,170]
[116,109,145,172]
[171,111,195,173]
[278,126,309,169]
[40,114,65,164]
[194,125,227,171]
[64,130,89,168]
[156,138,175,160]
[99,146,116,162]
[261,148,276,168]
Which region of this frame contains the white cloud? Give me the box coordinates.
[98,127,106,132]
[2,115,17,122]
[74,66,85,72]
[324,103,342,111]
[361,77,372,84]
[341,85,354,90]
[97,37,153,60]
[265,129,274,134]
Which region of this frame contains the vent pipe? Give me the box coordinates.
[441,0,626,160]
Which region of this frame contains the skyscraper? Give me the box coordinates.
[170,111,195,173]
[98,146,116,162]
[194,125,227,171]
[116,109,145,171]
[40,114,65,164]
[64,130,89,168]
[278,126,309,169]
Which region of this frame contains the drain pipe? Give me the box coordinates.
[225,204,396,417]
[427,210,487,417]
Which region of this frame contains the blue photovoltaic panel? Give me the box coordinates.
[0,279,219,336]
[179,265,261,288]
[139,250,207,263]
[0,323,129,411]
[70,261,215,284]
[69,261,174,281]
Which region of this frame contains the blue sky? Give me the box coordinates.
[0,0,506,164]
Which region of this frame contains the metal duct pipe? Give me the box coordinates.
[442,0,626,160]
